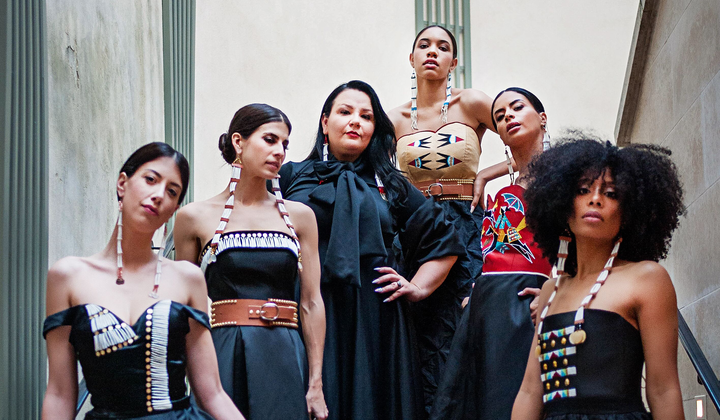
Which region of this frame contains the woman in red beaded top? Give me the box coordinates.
[431,87,552,420]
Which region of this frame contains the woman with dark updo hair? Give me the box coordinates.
[174,104,328,420]
[512,137,684,419]
[43,143,244,419]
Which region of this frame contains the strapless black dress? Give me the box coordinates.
[43,300,213,419]
[201,231,307,420]
[540,309,651,420]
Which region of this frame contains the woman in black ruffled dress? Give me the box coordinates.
[43,143,243,419]
[513,137,685,419]
[277,80,463,420]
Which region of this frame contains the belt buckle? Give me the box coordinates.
[259,302,280,321]
[426,182,443,197]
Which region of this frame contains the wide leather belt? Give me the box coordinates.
[413,178,474,201]
[210,298,299,329]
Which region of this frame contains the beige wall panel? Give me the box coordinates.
[631,35,675,145]
[472,0,639,197]
[680,288,720,377]
[194,0,415,201]
[646,0,692,66]
[670,180,720,308]
[667,0,720,127]
[47,0,165,264]
[678,340,720,419]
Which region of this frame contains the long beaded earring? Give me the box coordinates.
[556,232,572,276]
[410,69,418,130]
[505,146,515,184]
[271,176,303,272]
[441,72,451,124]
[323,134,329,162]
[542,123,551,151]
[116,201,124,285]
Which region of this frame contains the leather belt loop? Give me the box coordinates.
[210,298,299,329]
[413,179,474,201]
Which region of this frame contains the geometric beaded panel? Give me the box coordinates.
[538,325,578,403]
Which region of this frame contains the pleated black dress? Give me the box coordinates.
[540,309,651,420]
[277,156,464,420]
[43,300,214,419]
[431,184,552,420]
[200,231,307,420]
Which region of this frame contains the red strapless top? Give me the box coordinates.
[481,184,552,276]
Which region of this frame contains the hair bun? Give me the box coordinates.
[218,132,235,164]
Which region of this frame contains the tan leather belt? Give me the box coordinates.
[413,179,474,201]
[210,298,299,329]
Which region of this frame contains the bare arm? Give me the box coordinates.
[374,255,457,302]
[471,160,513,212]
[635,263,684,419]
[511,279,555,420]
[174,206,201,264]
[293,203,329,420]
[42,260,79,420]
[183,265,245,420]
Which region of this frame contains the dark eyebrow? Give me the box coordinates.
[418,37,450,47]
[146,169,182,190]
[494,99,523,116]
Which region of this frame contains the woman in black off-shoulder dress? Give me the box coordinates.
[43,143,243,420]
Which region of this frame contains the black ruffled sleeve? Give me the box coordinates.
[43,306,82,338]
[395,185,465,274]
[181,305,211,330]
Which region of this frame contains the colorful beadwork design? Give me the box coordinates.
[437,133,464,147]
[408,136,431,148]
[544,389,577,403]
[146,300,172,413]
[86,304,138,357]
[481,191,535,263]
[408,153,432,170]
[436,153,463,169]
[538,322,578,403]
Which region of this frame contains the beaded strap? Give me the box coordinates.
[271,176,303,272]
[208,163,242,265]
[536,238,622,352]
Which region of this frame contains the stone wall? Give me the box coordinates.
[617,0,720,417]
[46,0,165,264]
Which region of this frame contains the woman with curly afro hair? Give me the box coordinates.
[512,136,685,420]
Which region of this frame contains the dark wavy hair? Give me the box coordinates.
[307,80,409,206]
[218,103,292,164]
[413,25,458,59]
[524,133,684,276]
[491,87,545,131]
[119,142,190,204]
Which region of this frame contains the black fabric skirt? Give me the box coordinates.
[430,272,547,420]
[212,325,308,420]
[406,199,483,414]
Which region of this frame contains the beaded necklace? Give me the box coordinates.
[536,238,622,354]
[206,162,302,271]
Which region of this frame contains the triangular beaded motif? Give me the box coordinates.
[86,304,138,357]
